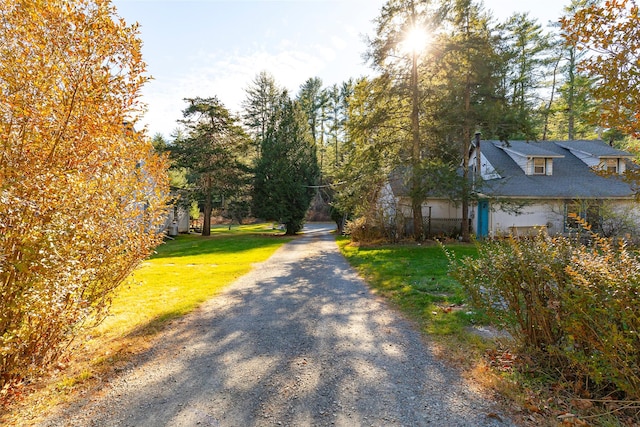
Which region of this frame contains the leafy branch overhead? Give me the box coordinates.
[562,0,640,138]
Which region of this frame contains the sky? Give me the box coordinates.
[112,0,570,138]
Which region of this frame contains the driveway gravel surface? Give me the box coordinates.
[41,224,515,427]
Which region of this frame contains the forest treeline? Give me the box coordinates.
[2,0,639,399]
[159,0,640,242]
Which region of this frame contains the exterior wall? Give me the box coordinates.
[601,199,640,223]
[391,197,461,219]
[424,200,461,218]
[486,201,564,236]
[166,205,190,233]
[476,199,638,237]
[503,149,528,173]
[378,182,398,219]
[608,199,637,213]
[571,150,600,168]
[619,159,627,174]
[525,157,554,176]
[380,193,463,236]
[470,150,501,180]
[380,182,638,239]
[597,158,627,174]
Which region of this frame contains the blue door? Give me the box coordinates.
[477,200,489,238]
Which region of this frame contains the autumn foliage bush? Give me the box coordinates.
[344,216,387,243]
[0,0,168,388]
[450,226,640,399]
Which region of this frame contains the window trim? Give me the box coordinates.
[533,158,546,175]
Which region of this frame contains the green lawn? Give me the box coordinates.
[91,224,292,347]
[337,237,480,336]
[9,224,292,420]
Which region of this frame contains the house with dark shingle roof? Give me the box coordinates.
[471,139,637,237]
[379,139,638,238]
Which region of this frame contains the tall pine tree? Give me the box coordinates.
[253,92,319,235]
[171,97,250,236]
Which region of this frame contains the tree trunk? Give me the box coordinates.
[410,44,423,241]
[542,57,561,141]
[285,222,296,236]
[568,48,576,140]
[202,177,212,236]
[461,72,471,243]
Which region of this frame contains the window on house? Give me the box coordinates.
[533,158,546,175]
[606,158,618,174]
[565,200,602,233]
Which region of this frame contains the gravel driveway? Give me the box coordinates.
[42,224,514,427]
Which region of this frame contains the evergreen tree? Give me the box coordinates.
[297,77,328,181]
[253,92,320,235]
[325,80,354,173]
[367,0,445,240]
[433,0,505,240]
[171,97,250,236]
[242,71,281,158]
[496,13,554,139]
[297,77,327,149]
[334,77,401,221]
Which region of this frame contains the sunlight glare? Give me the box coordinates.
[400,26,429,55]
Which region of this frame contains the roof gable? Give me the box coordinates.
[477,140,636,199]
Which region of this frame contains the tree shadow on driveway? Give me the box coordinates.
[42,229,513,427]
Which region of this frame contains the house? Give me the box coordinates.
[470,139,637,237]
[380,140,638,239]
[164,204,190,235]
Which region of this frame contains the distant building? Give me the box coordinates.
[381,140,638,238]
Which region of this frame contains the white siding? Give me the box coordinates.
[166,206,191,233]
[526,157,554,175]
[572,150,600,168]
[470,150,501,180]
[424,200,461,218]
[484,201,565,236]
[392,197,461,219]
[378,182,399,218]
[504,150,528,173]
[601,158,626,174]
[479,199,638,237]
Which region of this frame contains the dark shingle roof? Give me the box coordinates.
[500,140,564,158]
[478,140,636,199]
[556,140,634,158]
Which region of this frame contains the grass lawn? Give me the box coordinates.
[337,236,481,337]
[338,235,640,426]
[6,224,291,424]
[335,236,516,397]
[95,224,290,341]
[335,237,533,419]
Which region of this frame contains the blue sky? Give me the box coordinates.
[112,0,569,138]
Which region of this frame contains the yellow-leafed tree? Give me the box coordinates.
[0,0,169,387]
[562,0,640,137]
